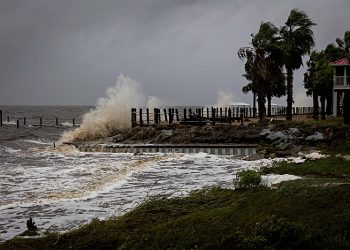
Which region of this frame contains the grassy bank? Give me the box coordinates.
[2,156,350,249]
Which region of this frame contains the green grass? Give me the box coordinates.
[262,156,350,179]
[2,183,350,250]
[277,117,345,128]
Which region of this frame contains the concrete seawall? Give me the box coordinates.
[77,144,258,156]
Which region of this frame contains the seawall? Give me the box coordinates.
[77,143,258,156]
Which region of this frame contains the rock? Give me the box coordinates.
[342,155,350,160]
[268,153,276,159]
[289,145,303,156]
[244,154,266,161]
[260,128,271,136]
[276,151,292,157]
[297,151,306,158]
[306,151,326,160]
[259,149,267,155]
[267,131,288,141]
[275,142,291,151]
[161,129,174,137]
[288,128,299,134]
[305,132,324,141]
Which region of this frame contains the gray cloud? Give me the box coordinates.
[0,0,349,105]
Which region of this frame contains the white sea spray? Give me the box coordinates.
[60,75,146,142]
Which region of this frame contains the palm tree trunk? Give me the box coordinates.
[313,91,319,120]
[343,92,350,125]
[257,94,266,121]
[326,95,332,115]
[267,95,272,117]
[320,96,326,120]
[253,91,257,118]
[286,67,293,120]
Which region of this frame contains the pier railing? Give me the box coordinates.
[131,106,316,127]
[0,109,81,128]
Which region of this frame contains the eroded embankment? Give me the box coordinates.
[70,121,350,158]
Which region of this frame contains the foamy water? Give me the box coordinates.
[60,74,146,142]
[0,141,284,241]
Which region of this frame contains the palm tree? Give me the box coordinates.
[280,9,316,120]
[304,52,319,120]
[304,51,333,120]
[238,47,267,120]
[239,22,284,120]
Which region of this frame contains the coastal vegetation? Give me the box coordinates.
[304,30,350,122]
[239,8,349,124]
[239,8,316,121]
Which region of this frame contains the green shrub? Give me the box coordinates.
[235,170,262,190]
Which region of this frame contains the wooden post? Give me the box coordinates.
[139,108,143,126]
[175,109,179,122]
[164,109,168,122]
[184,108,187,122]
[40,117,42,126]
[206,107,209,118]
[224,107,227,118]
[17,120,19,128]
[73,118,75,127]
[0,110,2,126]
[228,108,232,123]
[7,116,9,123]
[168,108,172,124]
[212,108,216,126]
[56,117,59,126]
[131,108,137,127]
[146,108,149,125]
[24,117,26,125]
[153,108,158,124]
[240,113,244,125]
[157,108,161,122]
[198,108,202,124]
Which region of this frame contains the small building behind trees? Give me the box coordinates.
[330,58,350,116]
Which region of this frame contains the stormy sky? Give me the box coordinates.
[0,0,349,106]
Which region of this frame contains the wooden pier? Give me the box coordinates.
[0,109,80,128]
[131,106,316,127]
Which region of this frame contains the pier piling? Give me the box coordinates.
[146,108,149,125]
[139,108,143,126]
[131,108,137,127]
[0,110,2,126]
[16,120,19,128]
[164,109,168,122]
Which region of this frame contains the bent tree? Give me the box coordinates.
[239,22,284,121]
[280,9,316,120]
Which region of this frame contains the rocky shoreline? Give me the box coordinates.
[71,120,350,159]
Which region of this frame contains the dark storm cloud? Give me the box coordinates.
[0,0,349,105]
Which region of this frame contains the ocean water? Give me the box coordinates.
[0,105,276,241]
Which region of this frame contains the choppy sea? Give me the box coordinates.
[0,105,277,241]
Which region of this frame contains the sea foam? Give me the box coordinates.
[60,75,147,142]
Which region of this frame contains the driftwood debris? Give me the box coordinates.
[26,217,38,231]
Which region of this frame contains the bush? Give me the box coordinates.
[234,170,262,190]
